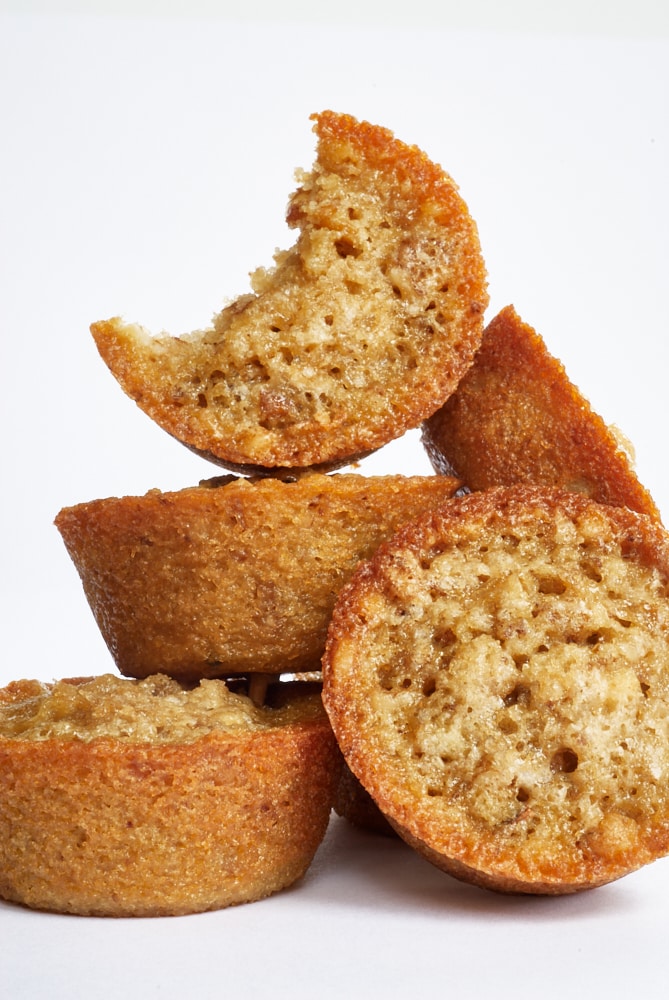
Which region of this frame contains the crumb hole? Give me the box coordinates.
[503,683,530,708]
[433,627,456,648]
[550,748,579,773]
[536,575,567,595]
[335,237,361,259]
[516,787,530,803]
[498,717,519,735]
[581,562,603,583]
[377,665,394,691]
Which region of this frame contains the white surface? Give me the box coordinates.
[1,4,668,998]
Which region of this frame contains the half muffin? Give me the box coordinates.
[323,485,669,893]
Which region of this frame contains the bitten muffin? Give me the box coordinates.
[322,485,669,894]
[0,674,341,917]
[91,110,488,473]
[422,305,660,520]
[54,472,460,681]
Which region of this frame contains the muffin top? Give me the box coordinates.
[0,674,324,744]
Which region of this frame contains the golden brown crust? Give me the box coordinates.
[323,485,669,894]
[422,305,660,520]
[0,677,341,916]
[91,111,487,471]
[54,472,460,680]
[334,761,396,837]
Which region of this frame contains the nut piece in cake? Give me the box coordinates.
[0,674,341,917]
[91,111,488,472]
[55,472,460,681]
[422,305,660,520]
[323,485,669,894]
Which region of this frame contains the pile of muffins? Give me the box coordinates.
[2,111,669,917]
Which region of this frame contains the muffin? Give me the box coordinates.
[422,305,660,520]
[91,110,488,473]
[334,761,395,838]
[54,472,460,681]
[322,485,669,894]
[0,673,341,917]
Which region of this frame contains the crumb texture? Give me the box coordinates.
[323,486,669,893]
[92,111,487,470]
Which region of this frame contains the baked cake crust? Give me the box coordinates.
[91,111,488,472]
[334,761,395,837]
[422,305,660,520]
[55,472,460,680]
[0,676,341,917]
[323,485,669,894]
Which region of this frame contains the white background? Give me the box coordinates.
[1,2,668,997]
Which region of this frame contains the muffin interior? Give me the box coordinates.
[327,492,669,880]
